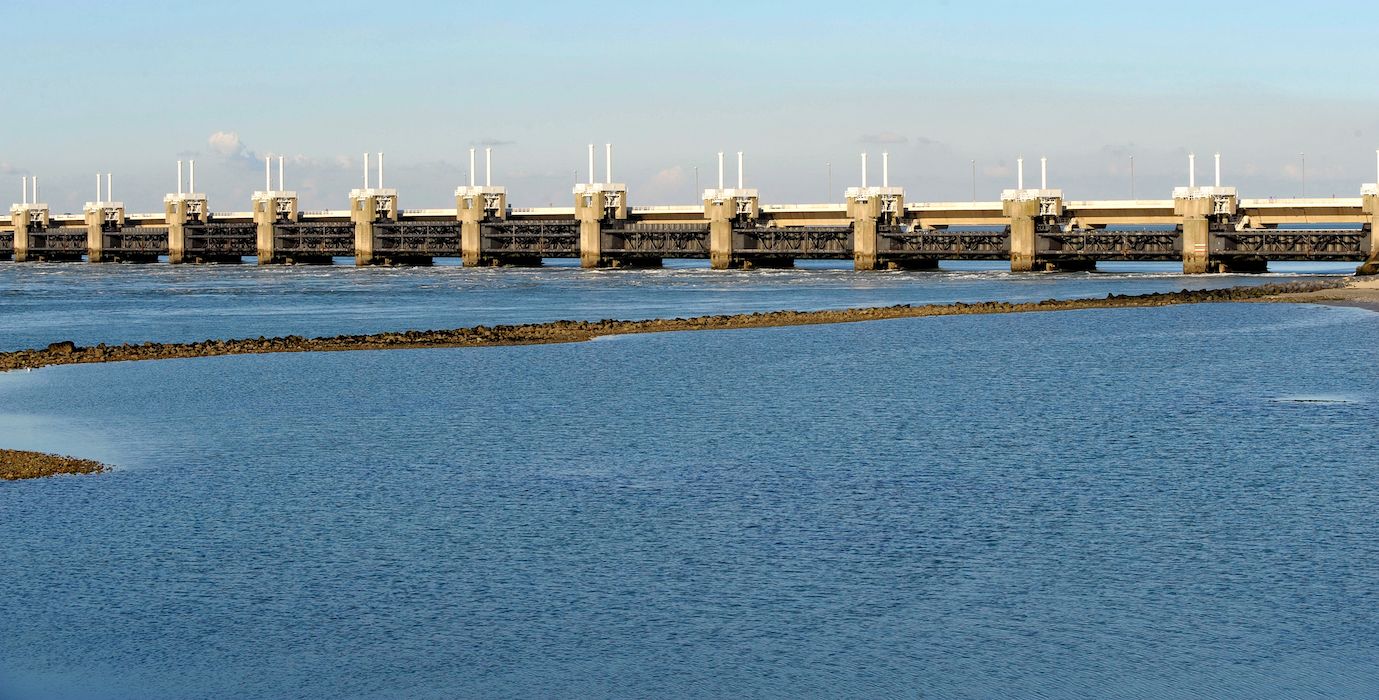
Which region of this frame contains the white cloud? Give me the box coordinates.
[651,165,686,188]
[859,132,910,145]
[208,131,245,157]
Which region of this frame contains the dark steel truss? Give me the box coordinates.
[736,225,854,258]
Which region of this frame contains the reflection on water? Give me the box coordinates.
[3,301,1379,698]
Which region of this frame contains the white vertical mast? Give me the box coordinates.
[587,144,594,184]
[178,161,184,196]
[1040,157,1047,190]
[363,152,370,189]
[21,176,27,206]
[861,152,868,189]
[189,159,195,194]
[377,152,384,189]
[1214,152,1221,187]
[882,152,890,188]
[717,152,724,190]
[278,156,285,192]
[1017,157,1024,190]
[485,147,492,187]
[95,173,101,203]
[106,173,112,204]
[265,156,271,192]
[1188,152,1196,189]
[605,143,612,184]
[737,151,744,190]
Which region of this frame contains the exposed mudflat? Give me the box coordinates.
[0,280,1346,374]
[1,449,106,481]
[1254,276,1379,311]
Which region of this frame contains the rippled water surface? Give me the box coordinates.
[0,259,1352,351]
[2,262,1378,698]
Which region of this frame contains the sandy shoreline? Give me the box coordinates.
[0,279,1354,374]
[1248,276,1379,312]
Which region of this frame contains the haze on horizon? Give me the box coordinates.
[3,0,1376,212]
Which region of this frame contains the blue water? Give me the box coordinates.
[0,260,1353,351]
[3,262,1378,698]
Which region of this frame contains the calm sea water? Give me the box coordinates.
[2,261,1378,698]
[0,259,1353,351]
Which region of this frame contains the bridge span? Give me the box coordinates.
[6,150,1379,274]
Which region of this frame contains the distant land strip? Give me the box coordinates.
[0,280,1356,373]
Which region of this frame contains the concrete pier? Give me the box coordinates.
[457,185,506,266]
[1002,189,1064,272]
[848,186,916,270]
[1359,185,1379,275]
[253,190,298,264]
[1174,186,1238,273]
[350,188,398,265]
[165,193,207,264]
[705,188,759,269]
[575,183,628,268]
[10,204,47,262]
[83,199,124,263]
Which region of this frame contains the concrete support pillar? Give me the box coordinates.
[1359,190,1379,275]
[253,192,298,265]
[705,197,736,270]
[351,194,378,266]
[574,184,626,268]
[704,190,758,269]
[83,204,123,263]
[1174,187,1238,274]
[1175,194,1215,274]
[350,189,398,265]
[164,195,206,264]
[1004,198,1041,272]
[457,187,506,267]
[10,206,44,263]
[847,192,898,271]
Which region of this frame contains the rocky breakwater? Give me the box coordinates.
[1,449,106,480]
[0,280,1348,374]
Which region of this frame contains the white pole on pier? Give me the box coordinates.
[265,157,271,192]
[278,156,285,192]
[485,147,492,187]
[861,152,868,189]
[587,144,595,185]
[33,176,38,204]
[737,151,744,190]
[717,152,724,190]
[605,143,612,185]
[1040,157,1047,190]
[1017,157,1024,190]
[21,176,27,206]
[378,152,384,189]
[95,173,101,204]
[178,161,184,196]
[1214,153,1221,187]
[363,152,370,189]
[1188,152,1196,189]
[106,173,112,204]
[469,148,476,188]
[883,152,890,188]
[189,159,195,194]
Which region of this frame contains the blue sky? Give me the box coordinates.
[3,0,1377,210]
